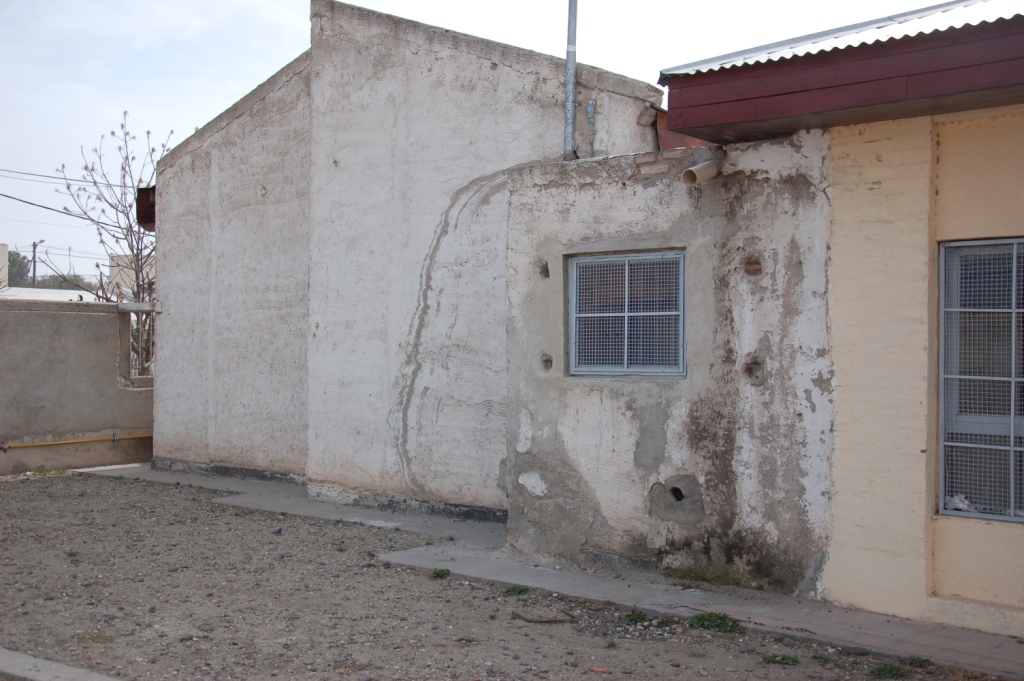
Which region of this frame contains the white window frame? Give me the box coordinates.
[568,251,686,377]
[940,238,1023,522]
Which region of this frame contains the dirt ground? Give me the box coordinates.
[0,472,1004,681]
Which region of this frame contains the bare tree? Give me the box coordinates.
[44,111,173,375]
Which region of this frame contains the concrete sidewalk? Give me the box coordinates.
[0,646,115,681]
[81,463,1023,679]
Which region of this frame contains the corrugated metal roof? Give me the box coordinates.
[660,0,1024,78]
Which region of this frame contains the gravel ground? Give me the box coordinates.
[0,472,1005,681]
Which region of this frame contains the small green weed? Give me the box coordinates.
[625,611,648,625]
[687,612,744,633]
[34,468,68,477]
[365,550,375,558]
[907,658,933,669]
[429,568,450,580]
[448,535,456,542]
[871,665,908,679]
[488,613,496,620]
[688,651,707,659]
[504,585,530,596]
[655,616,680,628]
[335,545,346,552]
[763,653,800,666]
[605,641,617,649]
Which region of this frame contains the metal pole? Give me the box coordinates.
[564,0,578,160]
[31,239,44,286]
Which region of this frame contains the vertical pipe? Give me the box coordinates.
[564,0,578,160]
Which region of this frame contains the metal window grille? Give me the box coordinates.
[569,252,685,375]
[941,240,1024,521]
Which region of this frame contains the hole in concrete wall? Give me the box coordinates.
[541,353,553,371]
[539,261,550,278]
[648,475,704,527]
[743,359,766,387]
[743,255,762,276]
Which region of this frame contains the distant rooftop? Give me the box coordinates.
[660,0,1024,80]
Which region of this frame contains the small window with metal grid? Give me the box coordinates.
[942,240,1024,522]
[569,252,685,376]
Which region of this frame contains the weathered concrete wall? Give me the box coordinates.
[827,107,1024,636]
[505,133,833,593]
[155,52,312,476]
[303,0,660,509]
[0,300,152,474]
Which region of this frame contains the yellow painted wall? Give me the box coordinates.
[826,106,1024,636]
[933,516,1024,608]
[934,105,1024,241]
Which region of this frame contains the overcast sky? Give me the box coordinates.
[0,0,935,274]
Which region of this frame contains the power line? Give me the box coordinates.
[0,216,96,229]
[0,192,122,229]
[0,168,125,188]
[15,246,111,260]
[0,173,73,186]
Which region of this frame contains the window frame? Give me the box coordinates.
[939,238,1024,523]
[568,250,686,377]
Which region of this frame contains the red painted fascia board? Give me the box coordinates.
[908,56,1024,98]
[678,82,1024,144]
[668,31,1024,109]
[667,77,908,129]
[665,16,1024,91]
[663,16,1024,139]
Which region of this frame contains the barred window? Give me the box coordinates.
[569,252,685,376]
[941,240,1024,521]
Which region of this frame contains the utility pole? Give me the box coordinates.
[31,239,44,287]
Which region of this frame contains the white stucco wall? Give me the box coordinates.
[303,0,660,509]
[156,53,312,476]
[505,135,834,592]
[156,0,660,505]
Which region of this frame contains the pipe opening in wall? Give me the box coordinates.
[670,487,685,502]
[743,359,766,386]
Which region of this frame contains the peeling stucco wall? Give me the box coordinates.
[505,133,833,593]
[302,0,659,509]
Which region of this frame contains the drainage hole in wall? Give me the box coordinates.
[670,487,685,502]
[541,353,553,371]
[538,261,550,278]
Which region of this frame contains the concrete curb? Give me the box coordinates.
[0,648,114,681]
